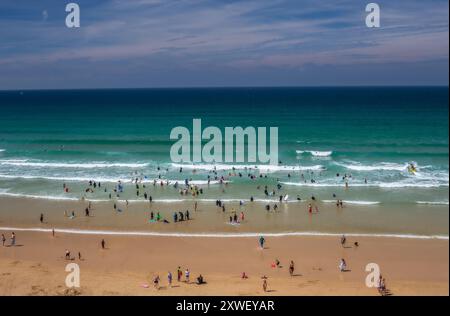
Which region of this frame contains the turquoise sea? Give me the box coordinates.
[0,87,448,235]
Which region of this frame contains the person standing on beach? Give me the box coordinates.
[194,201,198,212]
[1,234,6,246]
[167,271,173,287]
[339,258,347,272]
[52,229,55,237]
[177,267,182,282]
[262,276,268,292]
[101,239,106,249]
[10,232,16,246]
[153,275,160,290]
[185,268,190,283]
[40,213,44,223]
[289,261,295,276]
[259,236,265,249]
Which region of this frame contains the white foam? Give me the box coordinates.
[297,150,333,157]
[0,149,5,152]
[416,201,449,206]
[172,163,324,172]
[159,179,226,185]
[0,192,81,201]
[0,174,124,183]
[0,226,447,240]
[0,192,303,204]
[322,200,380,205]
[334,161,408,171]
[0,161,149,169]
[0,174,225,185]
[281,181,448,188]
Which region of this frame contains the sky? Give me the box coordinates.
[0,0,448,89]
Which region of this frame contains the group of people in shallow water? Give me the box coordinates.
[228,210,245,224]
[173,210,190,222]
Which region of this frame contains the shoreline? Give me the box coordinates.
[1,191,449,206]
[1,226,448,240]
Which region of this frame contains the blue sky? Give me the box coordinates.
[0,0,448,89]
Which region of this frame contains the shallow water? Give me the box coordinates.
[0,87,448,235]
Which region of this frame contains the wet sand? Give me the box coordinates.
[0,196,448,236]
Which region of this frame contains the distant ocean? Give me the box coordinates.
[0,87,448,211]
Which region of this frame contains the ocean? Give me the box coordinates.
[0,87,448,236]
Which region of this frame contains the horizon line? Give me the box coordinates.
[0,84,449,93]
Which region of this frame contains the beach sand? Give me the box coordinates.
[0,230,447,296]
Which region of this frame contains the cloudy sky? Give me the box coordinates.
[0,0,448,89]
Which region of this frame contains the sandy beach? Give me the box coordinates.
[0,229,447,296]
[1,195,448,296]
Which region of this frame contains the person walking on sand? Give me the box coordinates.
[259,236,265,249]
[194,201,198,212]
[65,250,71,260]
[185,268,190,283]
[40,213,44,223]
[52,229,55,237]
[167,271,173,287]
[340,235,346,247]
[1,234,6,246]
[289,261,295,276]
[101,239,106,249]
